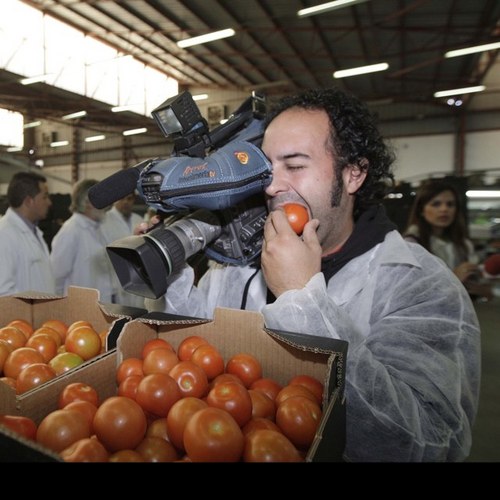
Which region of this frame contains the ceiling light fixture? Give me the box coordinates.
[62,110,87,120]
[85,135,106,143]
[177,28,235,48]
[445,41,500,58]
[466,190,500,199]
[23,121,42,129]
[333,62,389,78]
[20,74,53,85]
[50,140,69,148]
[433,85,485,98]
[7,146,23,152]
[192,94,208,101]
[298,0,370,17]
[111,105,136,113]
[123,128,147,136]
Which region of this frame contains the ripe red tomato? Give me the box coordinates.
[93,396,147,452]
[16,363,56,394]
[25,333,58,363]
[0,414,37,440]
[0,326,27,350]
[249,389,276,420]
[141,338,174,359]
[210,373,245,389]
[275,395,322,449]
[116,357,144,384]
[135,436,178,462]
[135,373,182,417]
[243,429,302,462]
[282,203,309,235]
[3,346,45,379]
[145,417,170,442]
[288,374,324,405]
[166,397,208,452]
[225,352,262,388]
[177,335,209,361]
[108,449,146,462]
[65,326,101,361]
[183,407,244,462]
[32,326,62,348]
[36,408,91,453]
[63,400,98,433]
[0,340,10,374]
[117,374,143,400]
[60,436,109,462]
[242,417,281,436]
[41,319,69,343]
[7,319,33,340]
[206,380,253,427]
[250,377,283,402]
[275,384,318,406]
[169,360,209,399]
[142,348,179,376]
[189,343,224,380]
[58,382,100,409]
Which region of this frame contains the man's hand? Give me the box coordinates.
[261,208,321,298]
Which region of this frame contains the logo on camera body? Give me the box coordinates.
[234,151,249,165]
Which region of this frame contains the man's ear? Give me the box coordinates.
[344,161,368,195]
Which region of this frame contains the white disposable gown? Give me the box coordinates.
[0,208,56,295]
[50,213,116,303]
[146,229,481,462]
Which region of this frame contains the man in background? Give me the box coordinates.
[0,171,56,295]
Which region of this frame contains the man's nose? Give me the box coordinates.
[264,171,286,197]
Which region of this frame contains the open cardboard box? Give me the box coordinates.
[118,307,348,462]
[0,286,145,421]
[1,307,347,462]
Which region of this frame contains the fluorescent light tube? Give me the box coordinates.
[62,110,87,120]
[85,135,106,143]
[50,140,69,148]
[20,74,52,85]
[333,62,389,78]
[7,146,23,152]
[112,105,135,113]
[433,85,485,98]
[192,94,208,101]
[445,41,500,58]
[298,0,370,17]
[466,190,500,199]
[123,128,147,136]
[177,28,235,48]
[23,121,42,129]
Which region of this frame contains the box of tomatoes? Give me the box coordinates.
[116,307,348,462]
[0,285,145,422]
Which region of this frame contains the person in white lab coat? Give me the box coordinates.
[146,87,481,462]
[0,171,56,296]
[101,192,145,307]
[50,179,116,303]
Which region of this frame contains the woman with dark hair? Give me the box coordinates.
[404,180,480,285]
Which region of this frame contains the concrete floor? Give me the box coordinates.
[466,296,500,462]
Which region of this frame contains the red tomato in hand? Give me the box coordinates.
[183,407,244,462]
[283,203,309,235]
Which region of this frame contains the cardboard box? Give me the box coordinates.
[1,307,347,462]
[117,307,348,462]
[0,286,145,420]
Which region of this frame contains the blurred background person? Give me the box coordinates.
[101,192,145,307]
[0,171,56,296]
[403,179,483,293]
[50,179,116,303]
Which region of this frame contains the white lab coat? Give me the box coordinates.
[50,213,116,303]
[100,207,145,308]
[147,229,481,462]
[0,208,56,296]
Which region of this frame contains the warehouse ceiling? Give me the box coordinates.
[2,0,500,128]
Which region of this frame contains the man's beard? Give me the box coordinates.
[331,168,344,207]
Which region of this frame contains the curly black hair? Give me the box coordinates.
[265,87,395,215]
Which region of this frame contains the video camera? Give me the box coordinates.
[89,91,272,299]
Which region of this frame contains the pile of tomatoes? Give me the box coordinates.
[0,318,108,395]
[1,334,325,462]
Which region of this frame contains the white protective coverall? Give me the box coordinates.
[100,206,145,308]
[0,207,56,295]
[147,229,481,462]
[50,213,116,303]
